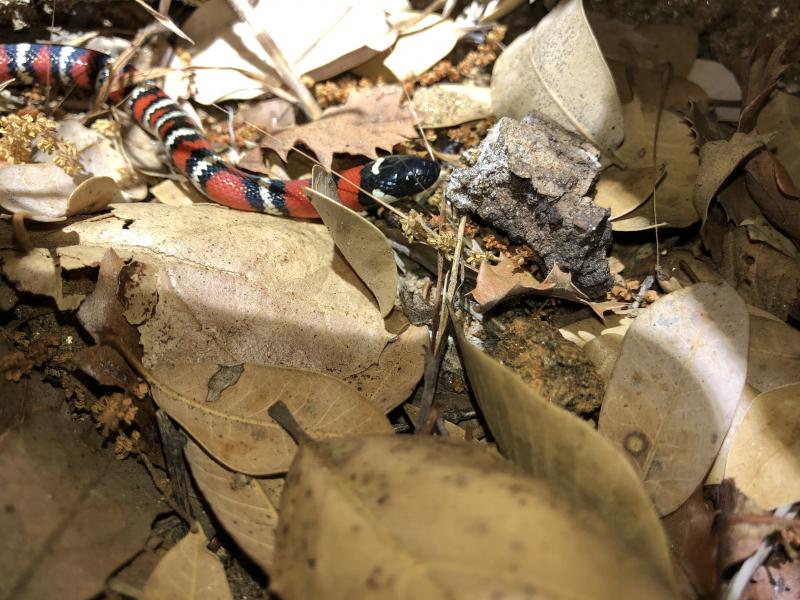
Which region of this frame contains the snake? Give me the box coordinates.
[0,43,440,218]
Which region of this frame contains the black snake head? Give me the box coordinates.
[363,155,440,200]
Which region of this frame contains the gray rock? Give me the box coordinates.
[447,113,613,297]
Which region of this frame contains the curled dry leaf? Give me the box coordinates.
[745,150,800,245]
[308,167,396,317]
[261,86,418,168]
[0,247,85,310]
[757,91,800,186]
[151,362,392,475]
[725,383,800,509]
[184,440,281,571]
[451,320,676,597]
[599,282,749,515]
[594,164,664,220]
[607,96,699,231]
[58,204,392,377]
[492,0,624,152]
[273,435,676,600]
[141,525,232,600]
[412,84,492,128]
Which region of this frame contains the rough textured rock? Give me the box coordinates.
[447,113,613,297]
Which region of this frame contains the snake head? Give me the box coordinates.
[365,155,440,200]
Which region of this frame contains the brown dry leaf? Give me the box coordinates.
[74,345,138,390]
[308,166,396,317]
[693,131,769,229]
[0,366,164,600]
[150,179,208,207]
[595,164,664,220]
[608,95,699,230]
[451,320,677,597]
[262,86,418,168]
[492,0,624,152]
[47,203,391,378]
[725,383,800,509]
[737,40,788,133]
[583,333,625,383]
[184,440,280,571]
[599,282,749,515]
[745,150,800,244]
[748,312,800,392]
[272,435,676,599]
[705,383,759,485]
[141,525,232,600]
[151,362,392,475]
[757,91,800,186]
[0,247,85,310]
[412,84,492,128]
[342,323,429,413]
[472,257,625,318]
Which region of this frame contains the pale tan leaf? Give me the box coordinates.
[308,167,397,317]
[705,384,759,485]
[451,322,677,597]
[492,0,624,151]
[0,248,84,310]
[262,86,418,168]
[413,84,492,128]
[609,96,699,230]
[726,383,800,509]
[152,362,392,475]
[595,165,664,220]
[599,282,749,515]
[141,525,232,600]
[272,435,677,600]
[757,91,800,187]
[184,440,280,571]
[748,313,800,393]
[583,332,624,382]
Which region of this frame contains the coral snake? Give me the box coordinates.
[0,43,440,218]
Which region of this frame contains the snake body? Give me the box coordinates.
[0,43,440,218]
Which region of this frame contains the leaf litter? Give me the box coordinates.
[3,1,800,598]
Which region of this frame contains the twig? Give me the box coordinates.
[137,449,193,524]
[225,0,322,120]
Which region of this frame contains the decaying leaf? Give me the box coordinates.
[141,525,232,600]
[184,440,281,571]
[272,435,676,599]
[745,150,800,245]
[725,383,800,509]
[599,282,749,515]
[412,84,492,128]
[0,247,85,310]
[737,40,788,133]
[757,91,800,186]
[492,0,624,152]
[151,362,392,475]
[451,320,677,597]
[261,86,419,168]
[608,95,699,230]
[308,167,397,317]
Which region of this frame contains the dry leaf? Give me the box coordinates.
[262,86,418,168]
[184,440,280,571]
[413,84,492,128]
[152,362,392,475]
[0,247,84,310]
[492,0,624,152]
[705,383,759,486]
[595,164,664,220]
[272,435,676,599]
[693,131,769,229]
[150,179,208,207]
[748,312,800,393]
[583,332,624,382]
[599,282,749,515]
[726,383,800,509]
[141,525,232,600]
[757,91,800,187]
[308,167,397,317]
[737,40,787,133]
[452,319,677,597]
[47,204,392,378]
[745,150,800,245]
[608,95,699,230]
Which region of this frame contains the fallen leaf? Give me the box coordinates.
[150,179,208,207]
[0,367,164,600]
[151,362,392,475]
[757,91,800,187]
[737,40,787,133]
[0,247,85,310]
[595,164,664,220]
[184,440,281,571]
[357,12,461,81]
[412,83,492,128]
[742,214,799,259]
[748,312,800,392]
[272,435,677,599]
[693,131,769,230]
[492,0,624,152]
[262,86,419,168]
[583,332,624,383]
[308,166,397,317]
[705,384,759,486]
[608,95,699,230]
[74,345,138,390]
[141,525,232,600]
[451,318,677,597]
[745,150,800,244]
[726,383,800,509]
[598,282,750,515]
